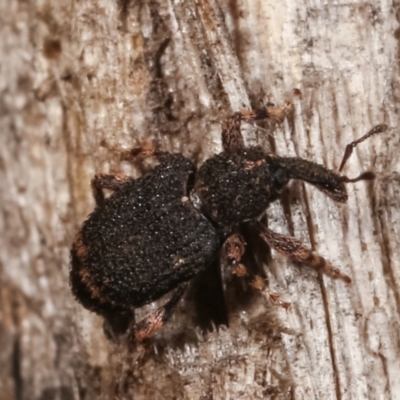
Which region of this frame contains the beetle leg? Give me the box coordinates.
[119,140,177,167]
[223,234,290,308]
[101,139,171,166]
[102,139,187,172]
[133,283,187,342]
[250,275,291,309]
[221,95,296,152]
[259,225,351,284]
[120,140,157,162]
[223,233,246,275]
[91,174,133,206]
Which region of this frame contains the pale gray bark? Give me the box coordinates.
[1,1,399,399]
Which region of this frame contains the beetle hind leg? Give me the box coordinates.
[100,138,176,169]
[119,140,177,167]
[91,174,134,205]
[132,283,187,342]
[259,225,351,284]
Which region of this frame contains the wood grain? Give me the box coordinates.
[1,0,399,399]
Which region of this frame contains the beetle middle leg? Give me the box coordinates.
[223,233,246,276]
[223,234,290,308]
[132,283,187,342]
[259,224,351,284]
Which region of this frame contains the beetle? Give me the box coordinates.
[70,97,386,341]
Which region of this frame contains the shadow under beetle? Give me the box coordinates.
[70,94,387,341]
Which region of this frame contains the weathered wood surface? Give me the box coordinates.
[1,0,399,399]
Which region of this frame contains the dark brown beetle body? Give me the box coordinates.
[69,103,385,340]
[70,153,219,320]
[195,146,348,228]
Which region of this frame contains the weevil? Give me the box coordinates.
[70,97,386,341]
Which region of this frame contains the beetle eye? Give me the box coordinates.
[273,169,289,187]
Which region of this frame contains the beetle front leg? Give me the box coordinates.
[132,283,187,342]
[221,96,296,152]
[259,225,351,284]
